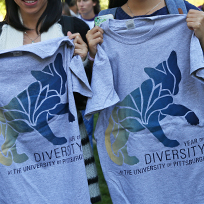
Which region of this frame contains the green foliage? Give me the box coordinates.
[100,0,108,10]
[0,0,6,21]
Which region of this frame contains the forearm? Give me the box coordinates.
[199,37,204,51]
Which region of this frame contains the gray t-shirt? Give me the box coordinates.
[0,37,92,204]
[86,15,204,204]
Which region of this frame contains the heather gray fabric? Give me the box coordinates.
[0,37,92,204]
[86,15,204,204]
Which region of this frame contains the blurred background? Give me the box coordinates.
[0,0,6,21]
[0,0,204,21]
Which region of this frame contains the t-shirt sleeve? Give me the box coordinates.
[190,33,204,82]
[69,55,92,97]
[85,45,120,119]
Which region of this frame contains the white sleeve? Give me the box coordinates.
[190,33,204,82]
[85,45,120,119]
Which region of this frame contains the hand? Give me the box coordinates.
[86,26,104,59]
[186,9,204,43]
[67,31,88,61]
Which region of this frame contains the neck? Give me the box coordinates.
[122,0,165,16]
[81,10,95,20]
[21,13,40,30]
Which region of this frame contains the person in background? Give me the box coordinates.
[62,1,71,16]
[66,0,80,17]
[77,0,100,29]
[0,0,101,203]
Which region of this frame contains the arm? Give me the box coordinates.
[67,31,88,61]
[86,26,104,60]
[64,17,90,61]
[186,9,204,51]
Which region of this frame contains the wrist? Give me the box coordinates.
[88,52,95,61]
[83,54,89,67]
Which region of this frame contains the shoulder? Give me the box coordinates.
[184,1,199,11]
[0,21,6,35]
[72,16,90,31]
[72,17,90,43]
[0,21,6,28]
[98,8,118,16]
[59,16,89,32]
[58,16,89,33]
[58,16,89,43]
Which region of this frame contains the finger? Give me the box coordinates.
[73,36,86,47]
[68,32,81,40]
[187,22,201,30]
[187,15,203,21]
[188,9,201,14]
[74,49,87,60]
[87,27,104,36]
[89,38,103,47]
[86,31,103,43]
[187,10,204,18]
[74,48,87,55]
[67,31,72,39]
[187,26,194,31]
[93,26,104,34]
[74,43,87,50]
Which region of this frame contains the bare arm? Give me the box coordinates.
[86,26,104,60]
[67,31,88,61]
[186,9,204,51]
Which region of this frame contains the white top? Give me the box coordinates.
[78,15,95,29]
[0,23,64,50]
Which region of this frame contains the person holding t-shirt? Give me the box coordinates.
[85,0,204,203]
[0,0,101,203]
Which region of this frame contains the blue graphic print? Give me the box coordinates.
[105,51,199,166]
[0,53,75,166]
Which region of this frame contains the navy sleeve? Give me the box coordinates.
[115,1,200,19]
[184,1,200,11]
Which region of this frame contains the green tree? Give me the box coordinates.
[100,0,108,10]
[0,0,6,21]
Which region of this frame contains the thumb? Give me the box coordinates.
[67,31,72,38]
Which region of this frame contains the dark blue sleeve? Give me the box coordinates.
[184,1,200,11]
[115,1,200,20]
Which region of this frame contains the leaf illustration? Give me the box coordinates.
[31,53,67,95]
[144,51,181,95]
[105,51,195,166]
[8,120,33,133]
[146,95,173,122]
[0,53,73,166]
[33,95,60,124]
[4,110,29,122]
